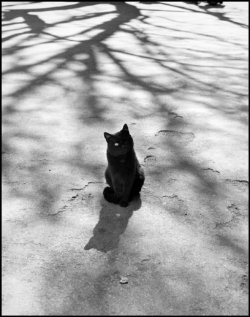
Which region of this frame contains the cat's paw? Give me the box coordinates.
[103,186,113,195]
[119,200,129,207]
[103,187,114,202]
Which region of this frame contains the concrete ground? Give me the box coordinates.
[2,1,248,315]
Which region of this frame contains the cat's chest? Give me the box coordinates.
[109,160,134,174]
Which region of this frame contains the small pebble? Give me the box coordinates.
[116,213,121,218]
[120,276,128,284]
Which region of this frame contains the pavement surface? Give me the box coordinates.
[2,1,249,315]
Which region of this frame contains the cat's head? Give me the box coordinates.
[104,124,133,156]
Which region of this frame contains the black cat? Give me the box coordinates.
[103,124,145,207]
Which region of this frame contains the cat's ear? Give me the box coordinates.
[122,124,129,132]
[104,132,112,142]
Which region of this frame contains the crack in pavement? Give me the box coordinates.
[155,130,195,144]
[155,129,194,137]
[70,181,104,192]
[162,194,184,202]
[169,111,183,119]
[215,204,242,228]
[144,155,156,163]
[240,274,248,293]
[202,167,220,174]
[50,181,104,216]
[224,179,249,192]
[162,194,188,215]
[225,179,248,184]
[49,204,68,217]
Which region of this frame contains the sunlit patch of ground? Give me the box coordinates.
[2,1,248,315]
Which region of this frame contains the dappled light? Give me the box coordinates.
[2,1,248,315]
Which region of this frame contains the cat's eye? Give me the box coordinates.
[114,142,119,147]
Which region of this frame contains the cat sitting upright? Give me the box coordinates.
[103,124,145,207]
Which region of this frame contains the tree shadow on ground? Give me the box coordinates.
[2,0,247,240]
[166,2,248,28]
[2,0,248,243]
[2,2,248,315]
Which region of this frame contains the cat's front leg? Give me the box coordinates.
[119,180,134,207]
[113,180,124,204]
[120,192,130,207]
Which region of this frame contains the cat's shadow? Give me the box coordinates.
[84,196,141,252]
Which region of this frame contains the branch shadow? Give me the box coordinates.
[2,2,248,315]
[2,2,143,218]
[163,2,248,29]
[216,234,248,257]
[200,3,248,29]
[2,1,247,223]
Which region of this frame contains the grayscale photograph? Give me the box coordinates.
[2,1,248,315]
